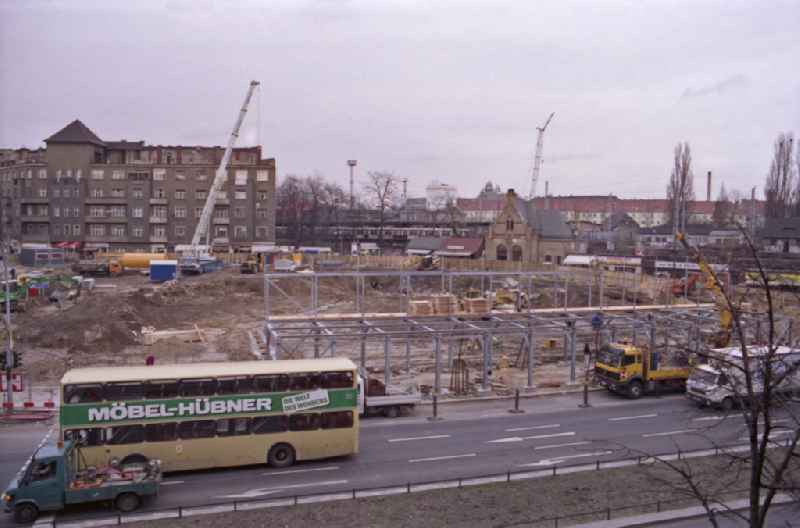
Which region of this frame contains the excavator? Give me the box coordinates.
[675,232,732,348]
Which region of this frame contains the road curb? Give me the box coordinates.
[418,386,605,407]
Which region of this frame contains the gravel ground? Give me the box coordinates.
[127,455,767,528]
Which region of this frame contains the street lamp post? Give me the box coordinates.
[347,160,357,210]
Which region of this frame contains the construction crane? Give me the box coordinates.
[528,112,555,199]
[676,232,733,347]
[180,80,260,274]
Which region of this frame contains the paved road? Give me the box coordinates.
[0,391,795,526]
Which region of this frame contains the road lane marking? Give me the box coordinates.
[488,432,575,444]
[518,451,614,467]
[739,429,793,442]
[409,453,477,463]
[160,480,184,486]
[505,424,560,432]
[262,465,339,476]
[692,416,726,421]
[218,479,348,499]
[534,441,591,450]
[388,434,451,443]
[642,429,697,438]
[608,413,658,422]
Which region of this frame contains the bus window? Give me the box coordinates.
[179,379,217,397]
[64,428,105,446]
[107,425,145,445]
[145,423,177,442]
[145,381,179,399]
[178,420,216,439]
[105,382,144,401]
[218,377,253,395]
[216,417,250,437]
[236,377,254,394]
[64,384,104,404]
[323,372,353,389]
[289,413,320,431]
[254,375,289,393]
[322,411,354,429]
[251,415,287,434]
[289,374,311,391]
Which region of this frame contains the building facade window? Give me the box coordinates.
[174,225,186,236]
[235,191,247,200]
[38,169,47,179]
[256,226,268,239]
[175,170,186,181]
[132,207,144,218]
[195,190,207,200]
[90,188,104,198]
[111,188,125,198]
[132,227,144,237]
[256,170,269,182]
[132,188,144,199]
[111,206,126,217]
[234,226,247,239]
[233,207,245,218]
[112,170,125,180]
[194,207,203,218]
[91,170,104,180]
[89,206,105,218]
[174,207,186,218]
[110,225,125,237]
[496,244,508,261]
[174,190,186,200]
[154,188,166,199]
[258,191,269,201]
[235,170,248,186]
[153,168,166,181]
[38,188,47,198]
[152,225,166,238]
[89,224,106,237]
[152,206,167,218]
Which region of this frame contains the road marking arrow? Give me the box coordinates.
[518,451,614,467]
[488,431,575,444]
[217,479,348,499]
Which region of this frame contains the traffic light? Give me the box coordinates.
[0,353,5,370]
[12,350,21,369]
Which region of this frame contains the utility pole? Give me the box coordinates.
[347,160,357,210]
[2,243,14,414]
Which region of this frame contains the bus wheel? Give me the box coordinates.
[268,443,296,468]
[115,492,141,513]
[120,453,149,470]
[628,381,643,399]
[14,503,39,524]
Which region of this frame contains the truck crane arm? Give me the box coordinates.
[190,81,260,252]
[675,232,732,347]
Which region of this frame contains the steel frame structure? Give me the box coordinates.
[261,270,780,396]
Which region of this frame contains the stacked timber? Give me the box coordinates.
[432,294,458,314]
[463,297,491,314]
[408,300,434,316]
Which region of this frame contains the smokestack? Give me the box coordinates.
[706,171,712,202]
[544,181,550,209]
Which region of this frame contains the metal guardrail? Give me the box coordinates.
[40,441,788,528]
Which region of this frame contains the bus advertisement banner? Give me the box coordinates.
[60,389,356,427]
[282,389,330,413]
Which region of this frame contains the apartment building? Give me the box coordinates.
[0,120,276,251]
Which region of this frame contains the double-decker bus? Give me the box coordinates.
[59,358,359,472]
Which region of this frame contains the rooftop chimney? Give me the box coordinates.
[706,171,712,202]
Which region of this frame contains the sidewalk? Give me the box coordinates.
[571,494,795,528]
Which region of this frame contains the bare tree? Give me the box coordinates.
[712,183,735,227]
[634,230,800,527]
[361,171,399,243]
[764,133,796,219]
[276,174,306,246]
[666,142,695,232]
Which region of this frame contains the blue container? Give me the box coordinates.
[150,260,177,283]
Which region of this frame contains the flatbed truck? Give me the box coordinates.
[594,343,690,399]
[357,373,421,418]
[3,441,161,524]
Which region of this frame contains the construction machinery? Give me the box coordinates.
[239,253,264,274]
[71,259,121,277]
[492,288,530,312]
[675,232,732,347]
[594,342,690,399]
[528,112,555,199]
[671,272,699,297]
[179,80,260,275]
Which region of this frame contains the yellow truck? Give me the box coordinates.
[594,343,690,399]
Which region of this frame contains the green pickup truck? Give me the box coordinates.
[3,441,161,524]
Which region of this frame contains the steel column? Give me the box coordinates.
[384,335,391,387]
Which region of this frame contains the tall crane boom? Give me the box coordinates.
[529,112,555,199]
[190,80,260,251]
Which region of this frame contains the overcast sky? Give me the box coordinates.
[1,0,798,200]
